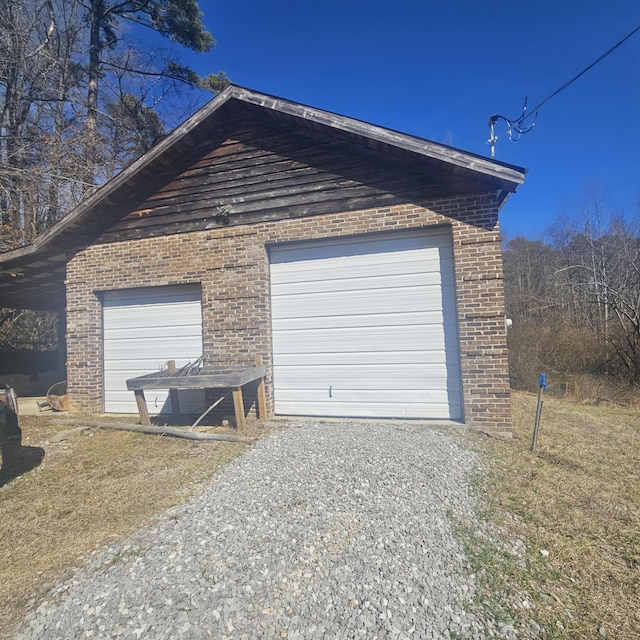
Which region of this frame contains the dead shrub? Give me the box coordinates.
[508,321,630,402]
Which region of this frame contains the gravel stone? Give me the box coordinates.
[13,420,504,639]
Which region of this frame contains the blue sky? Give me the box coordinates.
[179,0,638,239]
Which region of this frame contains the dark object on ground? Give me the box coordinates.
[0,383,22,470]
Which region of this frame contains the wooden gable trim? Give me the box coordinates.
[229,87,526,187]
[98,110,507,244]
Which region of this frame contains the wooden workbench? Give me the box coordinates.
[126,357,267,432]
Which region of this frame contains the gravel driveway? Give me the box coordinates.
[14,420,491,640]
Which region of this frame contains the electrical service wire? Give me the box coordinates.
[488,23,640,157]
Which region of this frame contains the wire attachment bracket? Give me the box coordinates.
[487,97,538,158]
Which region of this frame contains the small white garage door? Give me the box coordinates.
[270,230,462,419]
[102,285,205,414]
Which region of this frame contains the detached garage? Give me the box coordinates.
[0,85,526,436]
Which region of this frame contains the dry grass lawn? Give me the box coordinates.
[464,391,640,639]
[0,414,248,639]
[2,396,638,639]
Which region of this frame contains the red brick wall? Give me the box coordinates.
[65,193,512,436]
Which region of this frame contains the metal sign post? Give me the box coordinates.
[531,373,548,452]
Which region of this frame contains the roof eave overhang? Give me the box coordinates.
[0,85,526,311]
[3,84,526,261]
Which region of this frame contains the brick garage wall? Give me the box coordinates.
[65,193,511,436]
[447,197,512,437]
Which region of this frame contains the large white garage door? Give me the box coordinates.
[103,285,204,414]
[270,230,462,419]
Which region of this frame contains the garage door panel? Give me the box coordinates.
[272,310,445,331]
[275,350,450,366]
[273,325,450,353]
[273,274,445,298]
[103,289,200,305]
[273,367,457,390]
[271,248,449,274]
[103,298,201,311]
[272,256,446,285]
[104,326,203,340]
[276,401,458,419]
[273,292,457,321]
[103,305,201,329]
[103,286,204,414]
[276,391,461,419]
[270,231,462,420]
[104,389,205,415]
[103,336,204,359]
[276,386,453,402]
[270,233,445,263]
[103,357,199,383]
[272,287,446,319]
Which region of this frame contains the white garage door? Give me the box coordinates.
[270,230,462,419]
[103,285,205,414]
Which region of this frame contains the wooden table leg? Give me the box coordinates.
[134,389,151,426]
[232,386,245,432]
[167,361,181,416]
[256,378,267,420]
[255,355,268,419]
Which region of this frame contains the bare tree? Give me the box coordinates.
[565,211,640,381]
[0,0,61,247]
[1,0,226,353]
[505,199,640,394]
[503,236,560,323]
[1,0,226,251]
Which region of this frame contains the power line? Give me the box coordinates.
[488,24,640,158]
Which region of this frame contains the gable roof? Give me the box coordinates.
[0,85,526,310]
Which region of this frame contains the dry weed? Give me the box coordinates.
[466,392,640,639]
